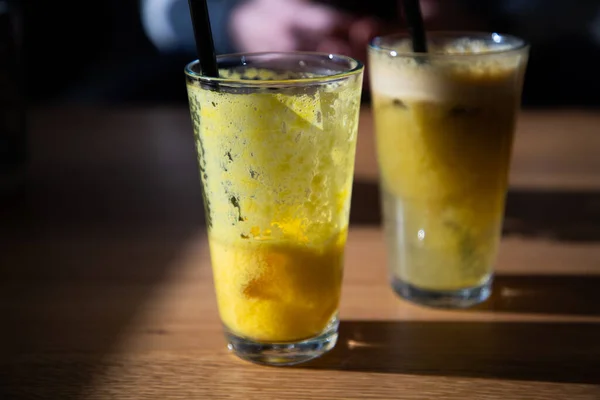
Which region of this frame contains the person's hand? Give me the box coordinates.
[229,0,378,62]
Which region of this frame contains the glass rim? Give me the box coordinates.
[185,51,364,87]
[369,31,530,58]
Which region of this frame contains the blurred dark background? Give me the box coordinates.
[24,0,165,105]
[21,0,600,108]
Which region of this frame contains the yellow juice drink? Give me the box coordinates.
[369,34,528,307]
[185,53,363,365]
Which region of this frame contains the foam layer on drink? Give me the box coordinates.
[369,39,525,104]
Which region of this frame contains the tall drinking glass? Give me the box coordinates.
[185,53,363,365]
[368,33,529,308]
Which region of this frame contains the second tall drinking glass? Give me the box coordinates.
[369,33,529,308]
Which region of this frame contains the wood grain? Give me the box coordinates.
[1,108,599,399]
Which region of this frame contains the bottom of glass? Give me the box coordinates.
[225,316,339,366]
[392,276,492,309]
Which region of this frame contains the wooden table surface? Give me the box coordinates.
[1,107,599,399]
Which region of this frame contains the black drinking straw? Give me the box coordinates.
[187,0,219,77]
[400,0,428,53]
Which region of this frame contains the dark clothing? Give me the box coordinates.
[169,0,240,54]
[142,0,242,55]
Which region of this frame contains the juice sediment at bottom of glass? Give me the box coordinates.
[186,63,362,342]
[369,38,527,291]
[209,230,346,342]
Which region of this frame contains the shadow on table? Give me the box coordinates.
[304,320,600,384]
[503,189,600,242]
[0,109,205,399]
[349,180,382,225]
[349,180,600,242]
[472,275,600,316]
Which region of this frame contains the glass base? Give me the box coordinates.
[392,276,492,309]
[225,317,339,366]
